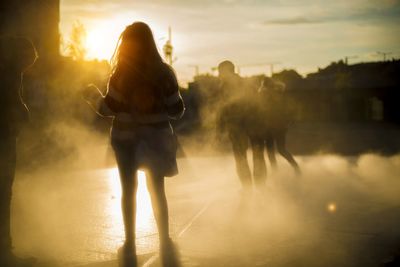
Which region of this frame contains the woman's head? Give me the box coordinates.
[109,22,169,110]
[111,22,162,71]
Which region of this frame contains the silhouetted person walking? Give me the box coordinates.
[85,22,184,267]
[216,61,267,192]
[258,77,300,175]
[0,36,37,266]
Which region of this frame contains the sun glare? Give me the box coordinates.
[86,28,118,60]
[84,17,168,61]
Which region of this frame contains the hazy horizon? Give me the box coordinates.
[60,0,400,83]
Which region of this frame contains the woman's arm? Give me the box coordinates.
[83,82,123,117]
[163,67,185,120]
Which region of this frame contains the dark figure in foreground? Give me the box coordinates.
[0,36,37,266]
[85,22,184,267]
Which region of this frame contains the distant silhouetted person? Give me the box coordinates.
[217,60,244,102]
[258,77,300,175]
[84,22,184,267]
[0,36,37,266]
[216,60,267,192]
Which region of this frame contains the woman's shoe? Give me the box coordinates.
[0,252,36,267]
[118,243,137,267]
[160,238,181,267]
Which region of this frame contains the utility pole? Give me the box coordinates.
[163,26,174,65]
[344,55,358,65]
[377,51,392,62]
[238,62,281,76]
[269,63,280,76]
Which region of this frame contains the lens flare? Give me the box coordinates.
[327,202,337,213]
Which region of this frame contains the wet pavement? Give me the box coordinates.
[11,153,400,267]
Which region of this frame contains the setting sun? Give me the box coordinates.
[86,28,118,60]
[84,17,168,61]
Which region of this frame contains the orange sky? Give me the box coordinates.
[60,0,400,83]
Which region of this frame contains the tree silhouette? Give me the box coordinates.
[66,20,87,61]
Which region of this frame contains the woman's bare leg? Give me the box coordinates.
[115,150,138,250]
[146,171,170,246]
[114,147,138,267]
[146,171,182,267]
[120,170,138,248]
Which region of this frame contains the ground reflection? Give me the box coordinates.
[106,167,157,248]
[11,155,400,266]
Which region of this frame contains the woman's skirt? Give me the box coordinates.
[111,123,178,177]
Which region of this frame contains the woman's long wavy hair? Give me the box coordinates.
[110,22,163,78]
[110,22,166,112]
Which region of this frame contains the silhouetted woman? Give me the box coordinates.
[85,22,184,267]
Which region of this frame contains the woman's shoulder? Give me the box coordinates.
[153,63,177,87]
[158,63,176,78]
